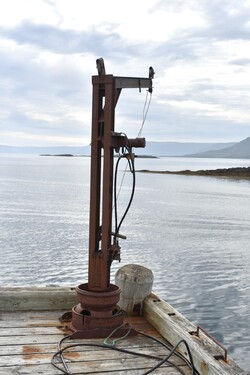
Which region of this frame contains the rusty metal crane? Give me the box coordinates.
[71,58,153,338]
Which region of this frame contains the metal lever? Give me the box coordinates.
[111,231,127,240]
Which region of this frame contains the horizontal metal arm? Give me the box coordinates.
[115,77,152,89]
[111,132,146,150]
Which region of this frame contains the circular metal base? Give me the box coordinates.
[71,283,123,337]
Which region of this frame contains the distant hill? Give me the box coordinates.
[135,141,235,157]
[0,141,235,157]
[186,136,250,159]
[0,145,91,155]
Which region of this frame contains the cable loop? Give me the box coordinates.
[51,329,198,375]
[103,324,132,347]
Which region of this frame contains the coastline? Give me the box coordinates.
[138,166,250,179]
[40,154,158,159]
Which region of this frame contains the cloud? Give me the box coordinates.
[156,0,250,40]
[1,0,250,145]
[229,58,250,66]
[0,36,93,146]
[0,21,141,59]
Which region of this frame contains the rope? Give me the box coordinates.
[137,90,152,137]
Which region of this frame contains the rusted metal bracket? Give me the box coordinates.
[111,131,146,152]
[190,326,228,362]
[109,243,121,262]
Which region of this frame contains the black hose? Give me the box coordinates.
[113,149,136,243]
[51,330,198,375]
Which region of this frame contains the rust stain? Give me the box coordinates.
[27,322,72,333]
[28,322,59,327]
[64,351,81,360]
[30,315,55,320]
[22,345,45,360]
[56,324,72,335]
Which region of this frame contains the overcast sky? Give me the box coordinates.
[1,0,250,147]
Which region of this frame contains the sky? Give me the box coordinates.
[1,0,250,147]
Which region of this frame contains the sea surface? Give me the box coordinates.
[0,154,250,370]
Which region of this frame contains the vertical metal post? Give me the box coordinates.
[88,75,115,292]
[70,62,152,337]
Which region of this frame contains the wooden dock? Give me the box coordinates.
[0,288,192,374]
[0,287,247,375]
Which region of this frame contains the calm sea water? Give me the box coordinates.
[0,154,250,370]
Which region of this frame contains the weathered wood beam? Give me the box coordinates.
[0,287,76,311]
[143,293,246,375]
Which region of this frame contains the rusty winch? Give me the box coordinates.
[71,58,154,338]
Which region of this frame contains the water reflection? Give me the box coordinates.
[0,155,249,370]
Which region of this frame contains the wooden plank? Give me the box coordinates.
[0,309,185,341]
[0,310,66,321]
[0,363,187,375]
[0,332,170,348]
[55,359,188,374]
[0,345,173,366]
[143,293,246,375]
[0,334,189,374]
[0,326,69,336]
[0,333,184,367]
[0,338,188,374]
[3,288,245,374]
[0,340,181,358]
[0,333,169,349]
[0,333,64,346]
[0,307,191,375]
[0,287,77,311]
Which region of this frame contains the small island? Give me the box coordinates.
[40,154,158,159]
[138,166,250,179]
